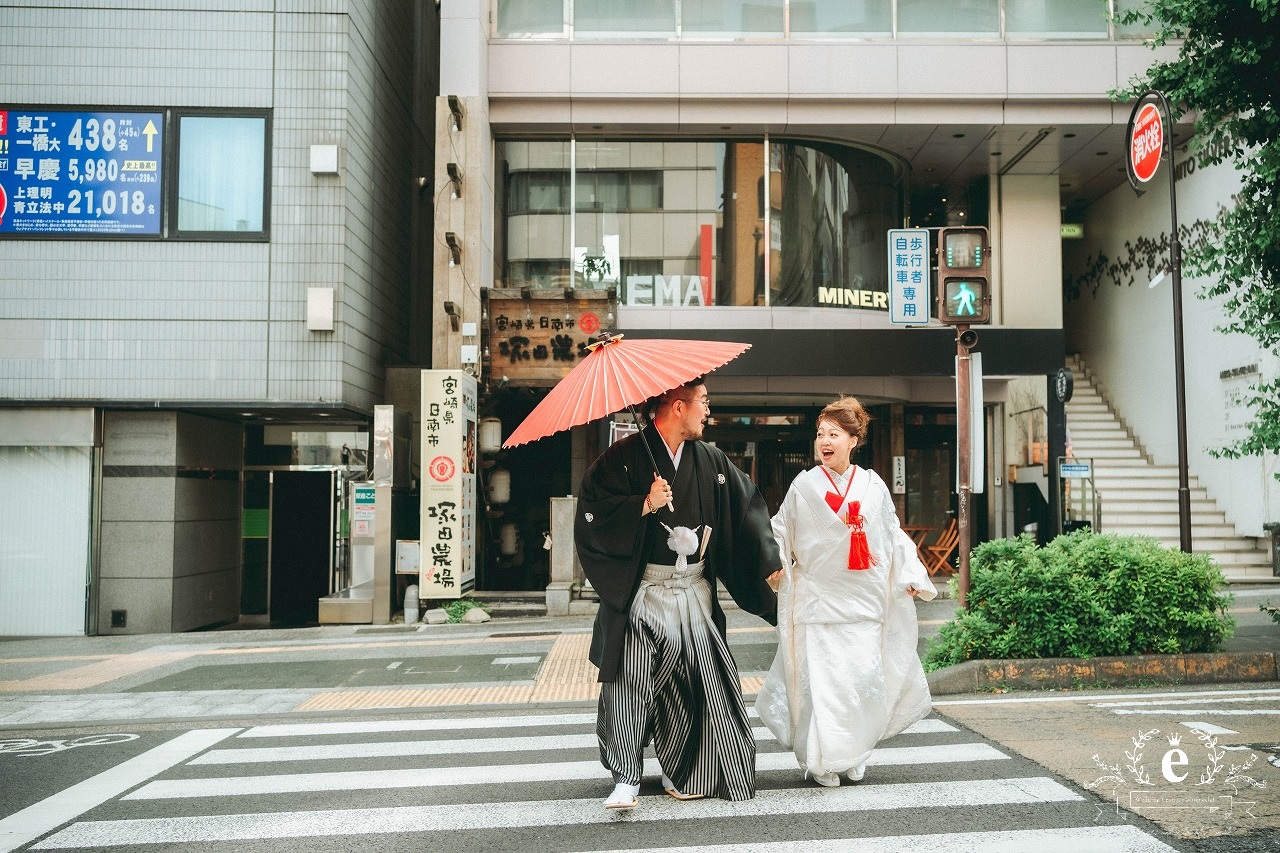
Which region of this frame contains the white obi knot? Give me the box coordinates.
[661,523,701,572]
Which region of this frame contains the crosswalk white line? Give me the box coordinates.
[127,742,1010,800]
[240,714,958,739]
[937,686,1280,707]
[571,826,1178,853]
[34,777,1082,848]
[199,720,966,765]
[1092,694,1280,707]
[0,729,240,853]
[1110,709,1280,716]
[239,712,599,738]
[192,731,623,764]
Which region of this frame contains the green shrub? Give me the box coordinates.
[441,597,490,623]
[923,530,1234,670]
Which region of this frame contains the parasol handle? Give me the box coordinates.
[627,403,675,513]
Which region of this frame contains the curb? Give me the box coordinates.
[927,650,1279,695]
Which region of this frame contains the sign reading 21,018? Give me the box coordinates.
[0,109,164,237]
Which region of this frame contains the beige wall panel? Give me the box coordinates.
[998,174,1063,329]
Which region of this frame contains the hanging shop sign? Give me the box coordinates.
[0,108,164,236]
[486,296,611,386]
[420,369,477,598]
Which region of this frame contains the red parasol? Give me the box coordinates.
[502,333,750,450]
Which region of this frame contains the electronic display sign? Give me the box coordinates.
[0,109,163,236]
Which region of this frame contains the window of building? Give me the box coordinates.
[790,0,891,37]
[1111,0,1158,38]
[1006,0,1109,38]
[496,0,1143,41]
[575,0,678,35]
[683,0,784,35]
[172,112,271,240]
[495,137,905,310]
[898,0,999,37]
[495,0,566,36]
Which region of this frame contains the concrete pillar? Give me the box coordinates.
[546,495,579,616]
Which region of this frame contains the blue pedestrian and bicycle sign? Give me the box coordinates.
[887,228,930,324]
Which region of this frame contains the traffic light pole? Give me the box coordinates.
[956,324,974,609]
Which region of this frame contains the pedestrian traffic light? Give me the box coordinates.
[936,226,991,324]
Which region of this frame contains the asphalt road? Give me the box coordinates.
[0,588,1276,851]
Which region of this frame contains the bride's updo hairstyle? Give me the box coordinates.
[818,396,871,444]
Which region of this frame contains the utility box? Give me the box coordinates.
[396,540,421,575]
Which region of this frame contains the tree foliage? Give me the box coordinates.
[1116,1,1280,471]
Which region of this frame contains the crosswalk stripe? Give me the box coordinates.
[569,825,1178,853]
[127,743,1009,800]
[1092,693,1280,707]
[0,729,239,853]
[238,713,957,739]
[34,777,1082,848]
[196,721,966,765]
[238,712,600,738]
[1109,709,1280,716]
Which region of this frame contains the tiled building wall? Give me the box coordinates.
[0,0,418,410]
[99,410,241,634]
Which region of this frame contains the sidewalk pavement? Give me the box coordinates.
[0,585,1276,731]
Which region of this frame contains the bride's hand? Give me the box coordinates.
[765,570,783,591]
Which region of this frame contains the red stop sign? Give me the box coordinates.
[1129,102,1164,183]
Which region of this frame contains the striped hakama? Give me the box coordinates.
[596,560,757,801]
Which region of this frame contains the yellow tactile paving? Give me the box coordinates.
[0,652,198,692]
[295,684,537,711]
[291,633,766,712]
[0,655,114,664]
[530,632,600,702]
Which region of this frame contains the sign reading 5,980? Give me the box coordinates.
[0,109,164,236]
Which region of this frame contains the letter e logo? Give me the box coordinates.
[1161,748,1188,783]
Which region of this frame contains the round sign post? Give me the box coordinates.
[1127,99,1164,187]
[1125,90,1193,553]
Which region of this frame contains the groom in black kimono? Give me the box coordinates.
[575,377,779,809]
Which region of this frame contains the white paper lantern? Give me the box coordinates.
[478,417,503,454]
[499,522,519,555]
[487,468,511,504]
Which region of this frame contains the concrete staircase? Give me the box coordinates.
[1065,355,1273,582]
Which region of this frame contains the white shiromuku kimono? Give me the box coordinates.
[756,464,937,779]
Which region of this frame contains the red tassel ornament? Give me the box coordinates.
[845,500,875,571]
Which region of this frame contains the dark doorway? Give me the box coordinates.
[269,471,333,625]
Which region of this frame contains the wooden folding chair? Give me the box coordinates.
[923,518,959,575]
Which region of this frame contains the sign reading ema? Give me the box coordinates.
[0,108,164,236]
[616,275,888,311]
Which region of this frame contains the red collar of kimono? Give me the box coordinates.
[817,465,875,570]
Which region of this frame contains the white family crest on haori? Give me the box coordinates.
[584,512,593,523]
[717,474,726,484]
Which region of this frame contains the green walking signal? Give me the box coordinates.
[937,226,991,324]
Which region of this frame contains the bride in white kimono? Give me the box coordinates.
[757,396,937,787]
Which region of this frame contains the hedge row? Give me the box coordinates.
[922,530,1235,671]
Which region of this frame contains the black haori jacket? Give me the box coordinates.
[575,424,779,682]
